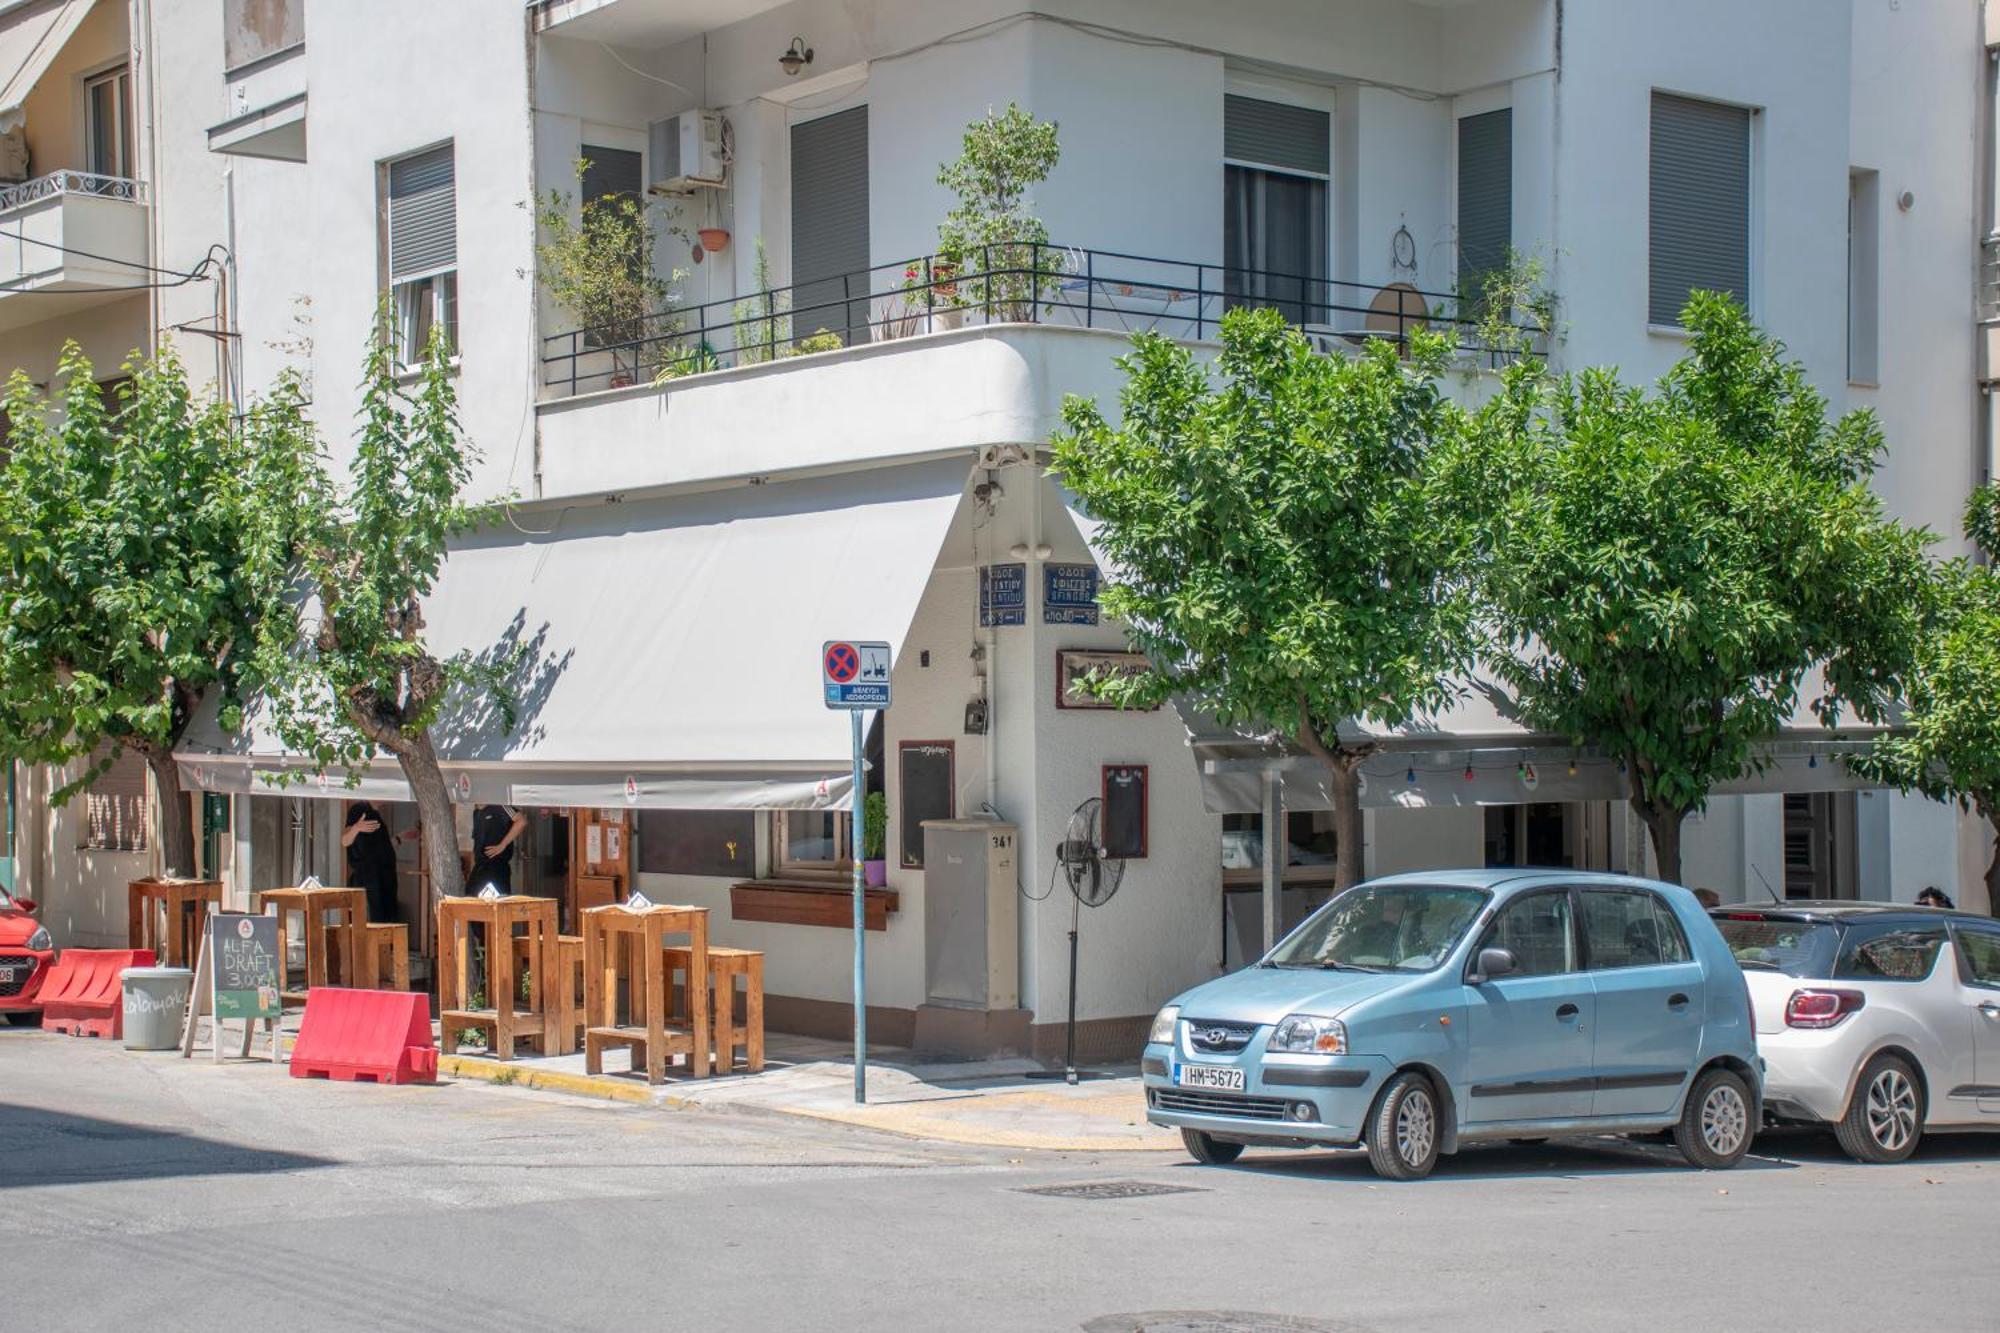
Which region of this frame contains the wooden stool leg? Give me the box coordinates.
[643,926,665,1084]
[492,921,516,1059]
[712,963,734,1074]
[747,956,764,1073]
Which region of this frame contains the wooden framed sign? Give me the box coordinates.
[1056,650,1157,711]
[1101,764,1149,859]
[180,911,281,1063]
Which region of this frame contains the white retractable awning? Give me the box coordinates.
[178,460,971,809]
[0,0,93,131]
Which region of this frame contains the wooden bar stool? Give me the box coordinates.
[513,932,585,1054]
[329,922,411,991]
[128,878,222,968]
[665,945,764,1074]
[582,902,708,1084]
[254,886,366,1005]
[436,895,558,1059]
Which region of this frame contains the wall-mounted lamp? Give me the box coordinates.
[779,37,814,76]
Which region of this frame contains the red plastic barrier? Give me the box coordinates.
[39,949,155,1038]
[290,987,437,1084]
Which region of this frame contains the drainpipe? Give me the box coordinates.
[1260,767,1282,954]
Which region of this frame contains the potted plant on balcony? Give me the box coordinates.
[935,103,1064,323]
[535,158,685,388]
[732,237,791,365]
[861,790,888,888]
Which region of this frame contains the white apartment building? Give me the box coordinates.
[5,0,1988,1055]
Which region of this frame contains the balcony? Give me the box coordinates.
[534,245,1539,503]
[210,0,305,162]
[0,171,151,329]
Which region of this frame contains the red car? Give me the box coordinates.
[0,883,54,1025]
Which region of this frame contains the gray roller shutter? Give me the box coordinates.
[1457,108,1512,290]
[387,143,456,282]
[1649,93,1749,326]
[581,145,643,204]
[1224,94,1329,174]
[791,106,870,344]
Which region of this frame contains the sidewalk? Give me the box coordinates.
[433,1029,1179,1152]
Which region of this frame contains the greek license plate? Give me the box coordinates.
[0,966,15,983]
[1175,1063,1245,1092]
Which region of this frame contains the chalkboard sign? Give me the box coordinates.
[899,741,955,868]
[211,913,281,1020]
[1102,764,1148,859]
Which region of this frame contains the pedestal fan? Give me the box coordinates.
[1026,796,1127,1085]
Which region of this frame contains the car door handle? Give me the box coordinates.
[1556,1003,1580,1020]
[1668,993,1690,1008]
[1980,1002,2000,1018]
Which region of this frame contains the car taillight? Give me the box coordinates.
[1785,988,1865,1029]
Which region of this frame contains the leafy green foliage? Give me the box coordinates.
[248,320,511,896]
[1053,308,1478,887]
[862,790,887,862]
[936,103,1063,316]
[536,159,682,380]
[0,345,315,875]
[1854,485,2000,905]
[731,237,789,366]
[1467,293,1932,880]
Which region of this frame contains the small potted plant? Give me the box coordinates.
[862,791,888,888]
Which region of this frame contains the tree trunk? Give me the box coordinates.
[1986,814,2000,918]
[1327,759,1364,891]
[136,743,198,879]
[1634,799,1686,884]
[394,730,463,901]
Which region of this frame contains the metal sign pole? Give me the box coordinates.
[850,707,867,1104]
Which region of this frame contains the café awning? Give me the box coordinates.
[0,0,94,131]
[178,460,971,810]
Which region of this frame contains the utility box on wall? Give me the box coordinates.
[922,819,1019,1010]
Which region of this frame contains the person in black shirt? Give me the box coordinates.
[341,801,411,923]
[466,804,527,895]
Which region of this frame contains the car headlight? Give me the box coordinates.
[26,926,51,952]
[1268,1014,1347,1055]
[1147,1004,1180,1045]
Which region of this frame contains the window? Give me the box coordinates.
[85,65,131,179]
[81,746,148,852]
[1957,927,2000,989]
[1712,915,1839,977]
[1221,810,1337,886]
[581,145,643,206]
[1457,108,1512,303]
[775,810,850,877]
[1268,884,1489,974]
[1834,921,1947,982]
[1847,168,1879,383]
[791,106,870,346]
[1224,94,1329,325]
[636,809,756,879]
[1479,890,1577,977]
[1581,890,1691,970]
[384,144,457,367]
[1649,92,1750,326]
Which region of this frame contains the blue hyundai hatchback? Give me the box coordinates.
[1142,870,1760,1179]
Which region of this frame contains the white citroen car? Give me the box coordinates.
[1710,902,2000,1162]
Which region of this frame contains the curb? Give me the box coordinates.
[438,1053,660,1104]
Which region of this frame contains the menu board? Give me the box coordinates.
[210,913,281,1020]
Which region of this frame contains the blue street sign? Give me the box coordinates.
[1043,562,1099,625]
[980,563,1026,627]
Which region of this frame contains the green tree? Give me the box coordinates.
[936,102,1062,318]
[1470,294,1930,882]
[1053,308,1478,889]
[249,323,509,899]
[0,345,312,877]
[535,158,680,382]
[1852,485,2000,909]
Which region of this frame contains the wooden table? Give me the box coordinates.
[128,878,223,967]
[254,886,367,1005]
[437,894,558,1059]
[583,902,709,1084]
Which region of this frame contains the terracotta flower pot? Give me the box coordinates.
[697,228,731,253]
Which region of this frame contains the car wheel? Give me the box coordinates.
[1674,1066,1753,1169]
[1180,1128,1244,1165]
[2,1011,37,1027]
[1833,1053,1924,1164]
[1366,1070,1441,1180]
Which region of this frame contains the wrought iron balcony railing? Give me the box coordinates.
[539,243,1545,399]
[0,170,148,213]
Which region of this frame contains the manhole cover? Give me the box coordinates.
[1081,1314,1367,1333]
[1018,1180,1207,1201]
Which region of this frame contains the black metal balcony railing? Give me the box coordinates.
[539,244,1543,399]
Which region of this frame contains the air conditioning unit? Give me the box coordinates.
[648,110,726,193]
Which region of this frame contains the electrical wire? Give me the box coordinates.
[0,222,210,278]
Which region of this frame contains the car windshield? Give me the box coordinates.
[1267,884,1489,973]
[1712,915,1840,977]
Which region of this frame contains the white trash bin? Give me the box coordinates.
[122,966,193,1050]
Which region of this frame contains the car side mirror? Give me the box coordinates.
[13,896,34,914]
[1471,946,1516,983]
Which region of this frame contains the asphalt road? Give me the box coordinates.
[4,1027,1995,1333]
